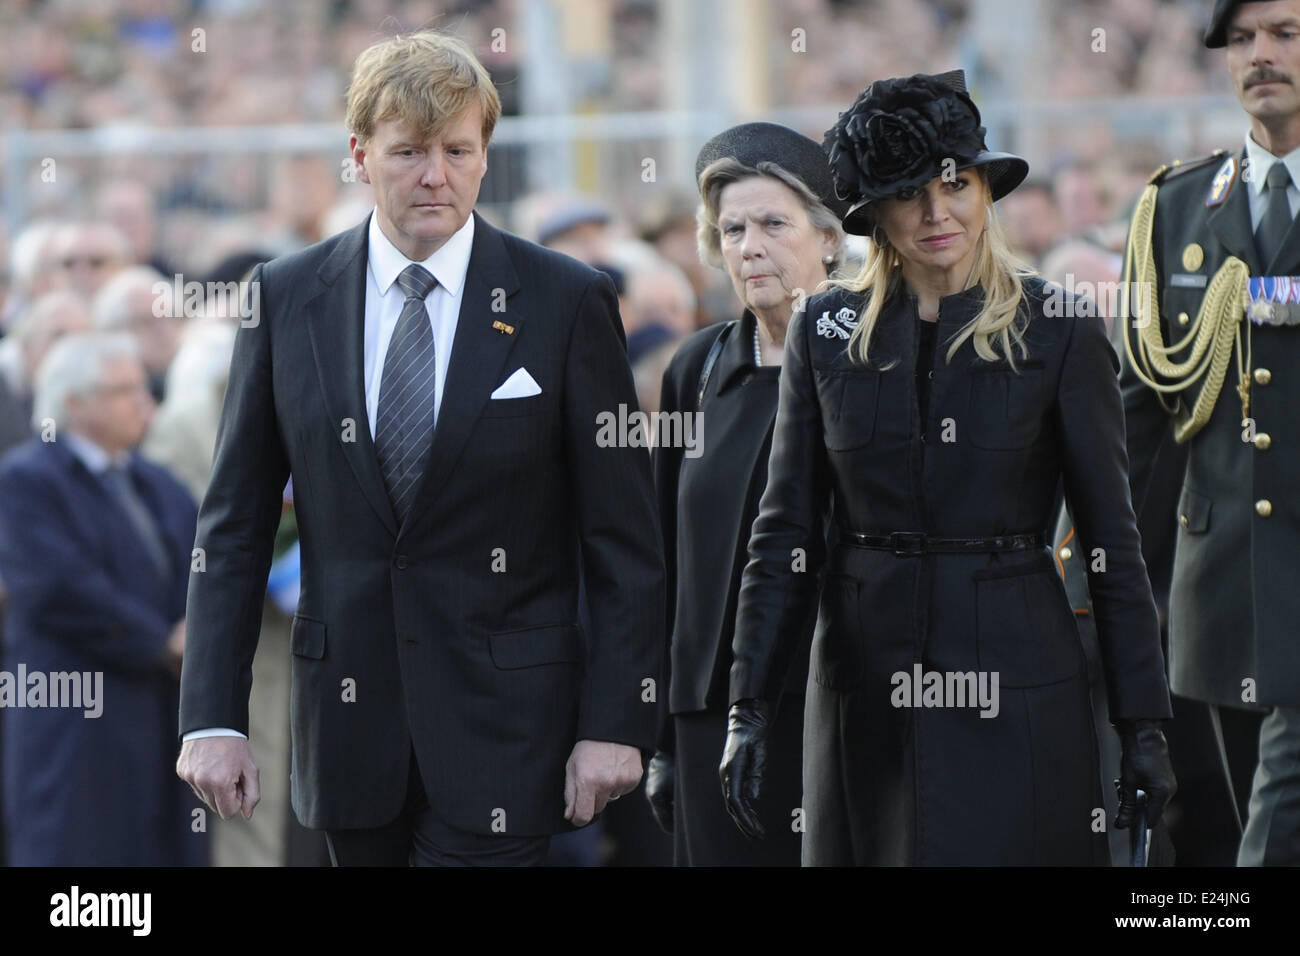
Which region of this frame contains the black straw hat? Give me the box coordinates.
[695,121,851,220]
[822,69,1029,236]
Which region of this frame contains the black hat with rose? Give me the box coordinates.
[822,69,1029,236]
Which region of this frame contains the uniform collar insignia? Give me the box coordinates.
[1206,155,1237,207]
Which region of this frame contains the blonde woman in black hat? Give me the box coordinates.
[644,123,847,865]
[719,72,1177,865]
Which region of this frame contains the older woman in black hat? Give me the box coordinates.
[643,123,847,865]
[719,72,1178,865]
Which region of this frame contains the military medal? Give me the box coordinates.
[1247,276,1300,326]
[1181,243,1204,271]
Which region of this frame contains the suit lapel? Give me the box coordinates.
[400,212,523,534]
[1208,151,1262,274]
[304,216,400,537]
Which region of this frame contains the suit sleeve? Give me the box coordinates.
[1056,309,1172,721]
[563,273,666,752]
[0,465,173,673]
[730,307,831,705]
[648,352,691,755]
[179,262,291,738]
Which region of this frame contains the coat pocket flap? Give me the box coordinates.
[488,624,582,669]
[1178,487,1212,534]
[290,615,326,659]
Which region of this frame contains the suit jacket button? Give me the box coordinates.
[1255,499,1273,518]
[1254,367,1272,386]
[395,555,409,569]
[1059,546,1073,560]
[1254,432,1272,450]
[1179,514,1189,528]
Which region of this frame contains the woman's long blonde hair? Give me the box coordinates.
[833,170,1036,371]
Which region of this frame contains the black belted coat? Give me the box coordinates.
[730,276,1173,865]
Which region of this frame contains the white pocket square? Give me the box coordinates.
[490,367,542,399]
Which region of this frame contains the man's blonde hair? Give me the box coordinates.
[346,31,501,147]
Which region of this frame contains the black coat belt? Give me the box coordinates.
[841,529,1046,556]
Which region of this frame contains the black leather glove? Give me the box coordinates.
[719,698,771,840]
[644,751,675,834]
[1115,718,1177,830]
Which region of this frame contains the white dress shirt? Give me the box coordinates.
[183,211,476,744]
[1243,132,1300,231]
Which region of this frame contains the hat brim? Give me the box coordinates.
[841,151,1030,236]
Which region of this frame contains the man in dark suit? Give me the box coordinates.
[0,332,204,865]
[176,30,664,866]
[1102,0,1300,865]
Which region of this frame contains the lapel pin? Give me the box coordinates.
[492,320,515,335]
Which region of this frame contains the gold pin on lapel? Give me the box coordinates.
[1182,243,1204,271]
[492,320,515,335]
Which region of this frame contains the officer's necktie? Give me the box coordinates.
[1255,161,1294,270]
[102,463,171,579]
[375,264,439,522]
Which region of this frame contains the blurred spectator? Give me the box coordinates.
[47,220,129,298]
[536,197,615,263]
[92,266,183,401]
[632,333,682,418]
[143,319,235,502]
[0,332,206,865]
[638,189,734,327]
[94,179,172,274]
[997,179,1063,266]
[1040,238,1123,336]
[265,155,341,247]
[626,253,696,339]
[1,220,63,332]
[0,290,94,427]
[1053,164,1109,239]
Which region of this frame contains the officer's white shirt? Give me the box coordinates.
[1243,132,1300,229]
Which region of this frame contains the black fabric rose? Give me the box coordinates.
[823,73,988,204]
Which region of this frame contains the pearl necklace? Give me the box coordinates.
[753,325,763,367]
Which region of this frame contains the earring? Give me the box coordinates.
[822,254,834,265]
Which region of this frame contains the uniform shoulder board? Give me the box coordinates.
[1146,149,1229,186]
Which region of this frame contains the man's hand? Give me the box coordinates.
[176,736,260,821]
[563,739,643,827]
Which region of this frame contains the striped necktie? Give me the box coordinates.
[375,264,439,521]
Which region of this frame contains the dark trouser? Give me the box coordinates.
[673,701,803,867]
[324,750,550,867]
[1157,695,1242,866]
[1209,705,1266,830]
[1239,706,1300,866]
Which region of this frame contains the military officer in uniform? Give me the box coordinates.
[1061,0,1300,866]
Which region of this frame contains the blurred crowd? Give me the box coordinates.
[0,0,1238,866]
